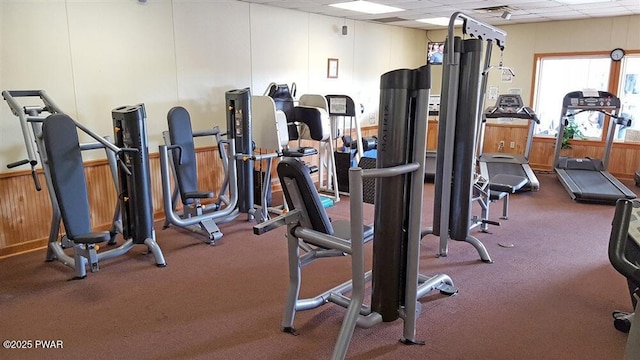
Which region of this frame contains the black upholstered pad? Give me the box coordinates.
[74,232,112,244]
[167,106,213,205]
[489,174,528,194]
[282,147,318,158]
[293,107,326,141]
[42,114,106,244]
[277,158,334,235]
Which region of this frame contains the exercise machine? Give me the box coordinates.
[159,106,239,243]
[327,94,378,194]
[250,93,320,223]
[2,90,165,278]
[478,94,541,192]
[553,90,636,203]
[608,199,640,359]
[254,65,456,360]
[265,83,337,206]
[226,88,256,219]
[426,12,510,263]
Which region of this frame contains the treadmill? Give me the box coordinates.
[553,90,636,204]
[478,94,540,192]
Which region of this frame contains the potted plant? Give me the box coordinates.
[561,120,585,149]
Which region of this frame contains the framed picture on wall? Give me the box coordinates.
[427,42,444,65]
[327,58,339,78]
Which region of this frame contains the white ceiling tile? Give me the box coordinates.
[237,0,640,29]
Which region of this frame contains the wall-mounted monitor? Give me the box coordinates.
[427,42,444,65]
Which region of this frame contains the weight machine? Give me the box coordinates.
[2,90,165,278]
[426,12,511,263]
[159,106,239,244]
[254,65,456,360]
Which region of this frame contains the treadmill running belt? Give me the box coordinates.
[488,162,527,179]
[564,169,627,201]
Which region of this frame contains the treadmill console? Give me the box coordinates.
[563,90,621,110]
[485,94,539,122]
[495,94,524,111]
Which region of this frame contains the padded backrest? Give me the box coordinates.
[293,106,330,141]
[167,106,198,205]
[277,158,333,235]
[275,111,290,148]
[299,94,328,111]
[42,114,92,239]
[250,95,289,150]
[267,84,298,140]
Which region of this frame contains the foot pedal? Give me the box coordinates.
[319,195,334,209]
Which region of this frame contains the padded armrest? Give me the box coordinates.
[73,231,111,244]
[282,147,318,157]
[183,191,214,200]
[489,174,528,193]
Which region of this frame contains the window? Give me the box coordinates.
[616,55,640,142]
[533,55,610,138]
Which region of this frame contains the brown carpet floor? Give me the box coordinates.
[0,172,636,360]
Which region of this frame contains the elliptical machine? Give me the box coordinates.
[608,199,640,359]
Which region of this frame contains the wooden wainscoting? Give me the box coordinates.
[425,121,530,155]
[529,136,640,178]
[0,146,227,258]
[0,171,54,256]
[2,123,637,258]
[481,123,529,155]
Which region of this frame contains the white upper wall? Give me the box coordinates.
[0,0,427,170]
[427,15,640,105]
[4,2,635,171]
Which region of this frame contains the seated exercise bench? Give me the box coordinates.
[254,157,456,359]
[254,157,375,341]
[160,106,240,244]
[471,173,528,233]
[43,114,115,279]
[487,173,528,220]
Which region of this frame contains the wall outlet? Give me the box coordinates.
[510,141,516,149]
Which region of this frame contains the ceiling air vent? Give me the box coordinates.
[372,17,407,23]
[473,5,516,13]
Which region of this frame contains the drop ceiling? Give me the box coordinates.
[237,0,640,29]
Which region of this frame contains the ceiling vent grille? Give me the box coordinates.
[473,5,517,13]
[372,17,407,23]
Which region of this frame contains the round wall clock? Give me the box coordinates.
[610,48,625,62]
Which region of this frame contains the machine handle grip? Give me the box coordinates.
[31,169,42,191]
[167,144,183,165]
[7,159,29,169]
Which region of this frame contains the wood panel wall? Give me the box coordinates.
[0,147,227,258]
[2,124,637,258]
